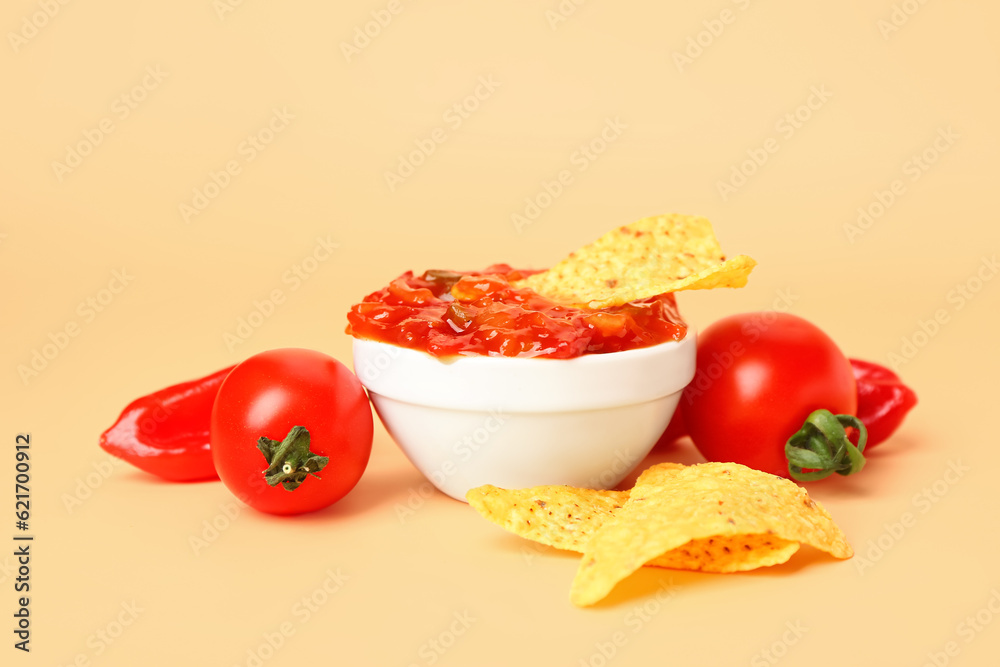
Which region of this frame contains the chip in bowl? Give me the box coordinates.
[514,213,756,308]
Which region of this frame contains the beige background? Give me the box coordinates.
[3,1,999,665]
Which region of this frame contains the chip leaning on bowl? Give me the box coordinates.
[344,214,756,499]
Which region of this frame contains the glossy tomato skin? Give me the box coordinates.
[653,406,688,450]
[211,348,373,515]
[681,313,856,478]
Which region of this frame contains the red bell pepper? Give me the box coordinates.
[99,365,235,482]
[849,358,918,448]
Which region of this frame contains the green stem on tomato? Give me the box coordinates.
[256,425,329,491]
[785,410,868,482]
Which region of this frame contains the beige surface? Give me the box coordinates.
[3,2,1000,665]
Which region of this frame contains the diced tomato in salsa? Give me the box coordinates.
[345,264,687,359]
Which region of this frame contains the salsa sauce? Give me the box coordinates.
[345,265,687,359]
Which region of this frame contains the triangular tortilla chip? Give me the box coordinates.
[569,463,852,606]
[515,214,756,308]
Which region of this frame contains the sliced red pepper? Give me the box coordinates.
[849,358,918,448]
[99,365,235,482]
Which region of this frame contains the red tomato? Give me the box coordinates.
[653,407,688,449]
[681,313,856,477]
[211,348,373,515]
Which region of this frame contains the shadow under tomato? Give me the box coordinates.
[862,430,922,466]
[805,430,922,500]
[270,465,424,523]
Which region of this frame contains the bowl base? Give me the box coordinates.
[370,392,682,501]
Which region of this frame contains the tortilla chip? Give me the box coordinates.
[465,464,690,554]
[515,214,756,308]
[466,484,630,553]
[465,463,799,571]
[466,462,852,607]
[569,462,852,606]
[647,534,801,573]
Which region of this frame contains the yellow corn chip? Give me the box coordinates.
[647,534,800,573]
[570,462,852,606]
[515,214,756,308]
[467,482,800,572]
[465,464,689,554]
[466,484,630,553]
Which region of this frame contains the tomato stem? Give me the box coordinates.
[257,426,329,491]
[785,410,868,482]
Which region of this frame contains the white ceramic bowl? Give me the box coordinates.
[353,333,696,501]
